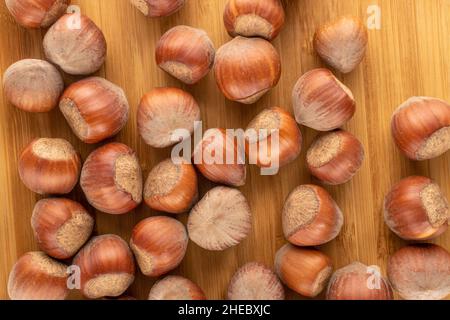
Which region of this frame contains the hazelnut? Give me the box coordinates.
[73,234,135,299]
[130,0,185,17]
[292,68,356,131]
[391,97,450,160]
[193,128,246,187]
[18,138,81,195]
[5,0,69,28]
[214,36,281,104]
[227,262,284,300]
[137,87,201,148]
[80,143,143,215]
[387,244,450,300]
[245,107,302,168]
[155,25,215,85]
[31,198,94,259]
[326,262,393,300]
[275,244,333,298]
[188,186,252,251]
[306,129,365,185]
[130,216,188,277]
[3,59,64,112]
[384,176,449,241]
[148,275,206,300]
[43,13,107,75]
[144,158,198,214]
[223,0,285,41]
[59,77,130,144]
[314,16,368,74]
[282,184,344,246]
[8,251,69,300]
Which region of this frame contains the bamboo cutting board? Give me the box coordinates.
[0,0,449,300]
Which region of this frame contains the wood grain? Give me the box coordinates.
[0,0,449,300]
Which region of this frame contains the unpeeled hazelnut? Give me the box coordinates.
[130,216,188,277]
[387,244,450,300]
[292,68,356,131]
[155,26,215,85]
[130,0,185,17]
[214,36,281,104]
[80,143,142,215]
[31,198,94,259]
[144,158,198,214]
[59,77,130,144]
[314,16,368,74]
[43,13,107,75]
[282,184,344,246]
[275,244,333,298]
[227,262,284,300]
[5,0,69,28]
[73,234,135,299]
[148,275,206,300]
[192,128,246,187]
[245,107,302,168]
[137,87,201,148]
[306,129,365,185]
[188,186,252,251]
[384,176,449,241]
[3,59,64,112]
[19,138,81,195]
[326,262,393,300]
[223,0,285,41]
[391,97,450,161]
[8,251,69,300]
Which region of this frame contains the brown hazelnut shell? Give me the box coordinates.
[5,0,69,28]
[60,77,130,144]
[3,59,64,113]
[314,16,368,74]
[130,0,185,18]
[306,129,365,185]
[148,275,206,300]
[384,176,449,240]
[80,143,143,215]
[214,36,281,104]
[8,251,69,300]
[31,198,94,259]
[130,216,188,277]
[155,25,215,85]
[18,138,81,195]
[144,158,198,214]
[223,0,285,41]
[275,244,333,298]
[282,184,344,246]
[391,97,450,161]
[43,13,107,75]
[245,107,302,168]
[73,234,135,299]
[293,68,356,131]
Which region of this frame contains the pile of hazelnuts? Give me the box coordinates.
[3,0,450,301]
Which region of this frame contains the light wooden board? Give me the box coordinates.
[0,0,449,300]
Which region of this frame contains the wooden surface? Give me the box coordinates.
[0,0,449,300]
